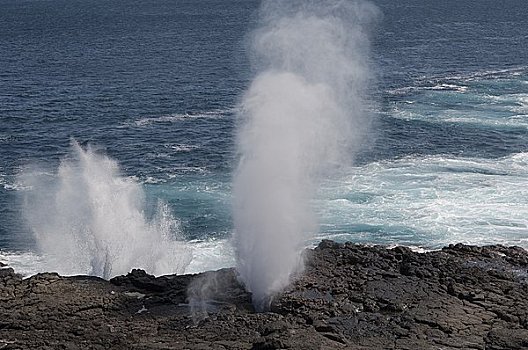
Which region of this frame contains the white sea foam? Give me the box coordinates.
[440,117,527,128]
[389,89,528,129]
[425,84,468,92]
[185,238,236,274]
[143,176,166,184]
[163,143,200,152]
[512,94,528,114]
[0,238,235,278]
[18,141,192,279]
[388,65,527,98]
[0,251,47,277]
[418,66,528,83]
[387,84,468,96]
[131,110,226,127]
[166,166,209,175]
[1,177,30,191]
[317,153,528,249]
[0,171,24,191]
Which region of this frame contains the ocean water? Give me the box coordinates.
[1,0,527,276]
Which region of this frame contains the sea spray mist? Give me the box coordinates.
[20,141,191,278]
[233,0,379,310]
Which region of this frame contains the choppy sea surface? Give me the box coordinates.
[1,0,527,276]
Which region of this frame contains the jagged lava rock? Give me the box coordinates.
[0,240,527,349]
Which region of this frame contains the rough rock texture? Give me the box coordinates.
[1,241,528,349]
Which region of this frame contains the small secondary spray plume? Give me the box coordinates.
[233,0,378,310]
[21,141,191,279]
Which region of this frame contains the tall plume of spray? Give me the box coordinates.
[233,0,379,310]
[21,141,191,279]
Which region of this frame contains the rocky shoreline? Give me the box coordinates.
[1,241,528,349]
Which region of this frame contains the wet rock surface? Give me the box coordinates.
[1,241,528,349]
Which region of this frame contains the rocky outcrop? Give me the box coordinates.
[1,241,527,349]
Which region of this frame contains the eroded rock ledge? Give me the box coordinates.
[1,241,528,349]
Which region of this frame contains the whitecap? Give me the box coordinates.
[143,176,166,184]
[0,175,30,191]
[317,153,528,250]
[421,66,528,83]
[166,166,209,174]
[424,83,468,92]
[387,86,417,95]
[163,143,200,152]
[389,90,528,129]
[130,110,228,127]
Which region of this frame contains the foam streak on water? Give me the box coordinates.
[318,153,528,248]
[388,68,528,130]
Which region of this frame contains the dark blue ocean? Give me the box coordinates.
[1,0,527,275]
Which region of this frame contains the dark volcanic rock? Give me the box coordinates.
[1,241,528,349]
